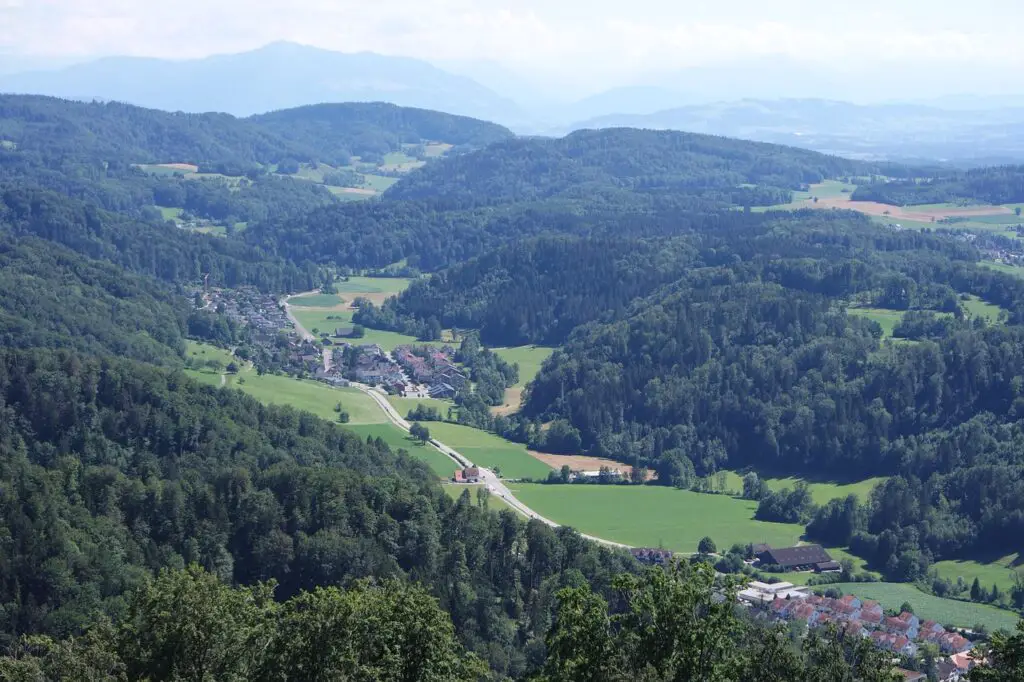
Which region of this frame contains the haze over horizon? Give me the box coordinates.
[2,0,1023,102]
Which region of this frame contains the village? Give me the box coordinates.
[627,541,981,681]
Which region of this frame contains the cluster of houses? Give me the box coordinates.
[205,287,291,343]
[345,344,406,389]
[392,345,467,399]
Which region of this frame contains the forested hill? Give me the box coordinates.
[385,127,875,208]
[852,165,1024,205]
[251,102,513,164]
[0,94,511,167]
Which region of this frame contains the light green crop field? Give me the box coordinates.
[443,484,518,514]
[289,293,346,307]
[423,143,453,158]
[346,423,457,477]
[934,554,1023,593]
[380,151,425,171]
[493,346,555,387]
[505,484,804,552]
[185,370,224,388]
[427,423,553,480]
[826,583,1021,632]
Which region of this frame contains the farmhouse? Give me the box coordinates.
[453,466,481,483]
[756,544,834,572]
[333,325,356,338]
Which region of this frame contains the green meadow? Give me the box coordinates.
[427,423,553,480]
[289,293,346,307]
[933,554,1023,593]
[826,582,1021,633]
[493,346,555,387]
[506,484,805,552]
[443,484,518,515]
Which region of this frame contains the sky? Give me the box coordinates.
[1,0,1023,94]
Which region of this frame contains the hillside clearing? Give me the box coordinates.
[346,423,456,477]
[426,422,553,480]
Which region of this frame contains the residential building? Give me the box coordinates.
[630,548,675,565]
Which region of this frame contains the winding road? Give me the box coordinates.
[281,293,631,550]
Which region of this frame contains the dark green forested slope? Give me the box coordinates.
[853,165,1024,205]
[251,101,513,164]
[386,127,873,208]
[0,347,645,677]
[0,185,322,292]
[517,215,1024,581]
[354,236,699,345]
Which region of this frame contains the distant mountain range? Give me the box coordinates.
[567,99,1024,164]
[3,43,1024,163]
[0,42,524,124]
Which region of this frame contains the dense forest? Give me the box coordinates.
[852,166,1024,205]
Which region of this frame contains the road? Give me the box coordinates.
[281,292,631,550]
[280,291,318,342]
[348,382,631,550]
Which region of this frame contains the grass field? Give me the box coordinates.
[336,277,413,295]
[962,295,1005,322]
[293,309,441,352]
[388,396,454,419]
[826,583,1021,632]
[720,471,886,505]
[158,206,184,220]
[848,307,906,337]
[360,174,399,192]
[934,554,1023,593]
[443,484,518,514]
[982,261,1024,278]
[289,293,346,307]
[229,373,387,425]
[422,143,453,158]
[795,180,858,202]
[427,423,553,480]
[493,346,555,387]
[506,484,804,552]
[186,340,236,366]
[346,423,457,477]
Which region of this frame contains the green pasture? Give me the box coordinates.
[388,396,454,419]
[289,293,346,307]
[825,583,1021,633]
[505,484,805,552]
[493,346,555,388]
[427,423,553,480]
[934,554,1023,593]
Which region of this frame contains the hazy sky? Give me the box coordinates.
[2,0,1023,91]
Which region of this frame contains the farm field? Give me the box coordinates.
[291,309,439,351]
[360,174,399,192]
[527,451,648,479]
[427,422,553,480]
[288,293,346,307]
[826,583,1021,633]
[934,554,1023,593]
[346,423,457,477]
[506,483,804,552]
[443,484,518,514]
